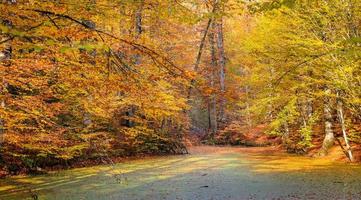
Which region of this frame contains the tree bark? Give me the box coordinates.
[282,121,290,145]
[319,88,335,156]
[244,85,252,129]
[208,23,218,136]
[187,18,213,99]
[267,66,275,120]
[0,19,13,146]
[126,0,144,128]
[336,92,353,162]
[300,97,313,127]
[187,0,220,99]
[215,17,226,123]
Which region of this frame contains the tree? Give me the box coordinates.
[0,0,194,172]
[230,0,361,155]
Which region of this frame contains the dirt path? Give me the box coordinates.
[1,146,361,200]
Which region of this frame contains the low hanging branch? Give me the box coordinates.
[0,21,47,45]
[28,9,189,79]
[272,51,332,87]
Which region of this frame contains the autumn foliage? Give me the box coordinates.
[1,0,361,175]
[1,0,193,173]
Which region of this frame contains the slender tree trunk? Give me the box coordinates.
[131,0,143,65]
[245,85,252,129]
[337,92,354,161]
[135,2,143,37]
[215,18,226,123]
[283,121,290,142]
[306,98,313,119]
[83,96,93,126]
[125,0,144,128]
[207,101,211,132]
[300,97,313,126]
[267,66,275,120]
[319,88,335,156]
[187,0,219,99]
[0,19,13,146]
[187,18,213,99]
[0,67,7,145]
[84,45,96,127]
[208,23,218,136]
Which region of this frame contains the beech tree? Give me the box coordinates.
[0,0,360,174]
[231,0,361,154]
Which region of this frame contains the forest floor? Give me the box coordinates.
[1,146,361,200]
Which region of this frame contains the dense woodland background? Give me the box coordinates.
[0,0,360,175]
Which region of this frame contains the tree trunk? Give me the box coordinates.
[306,98,313,119]
[208,23,218,136]
[135,1,143,37]
[282,121,290,146]
[319,89,335,156]
[187,0,220,99]
[187,18,213,99]
[300,97,313,127]
[0,72,6,145]
[0,19,13,146]
[337,92,353,162]
[215,18,226,123]
[133,0,143,62]
[125,0,143,128]
[267,66,275,120]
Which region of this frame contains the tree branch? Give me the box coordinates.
[29,9,189,79]
[272,52,332,87]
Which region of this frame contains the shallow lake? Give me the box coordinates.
[1,146,361,200]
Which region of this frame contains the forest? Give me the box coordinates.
[0,0,361,196]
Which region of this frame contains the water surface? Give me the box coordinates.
[1,146,361,199]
